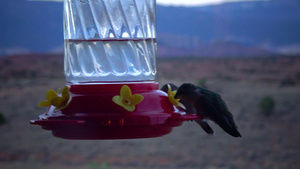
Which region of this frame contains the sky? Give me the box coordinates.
[29,0,270,7]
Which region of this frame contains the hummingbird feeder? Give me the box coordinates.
[30,0,199,139]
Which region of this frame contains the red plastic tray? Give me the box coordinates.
[30,82,200,140]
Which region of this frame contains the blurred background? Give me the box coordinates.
[0,0,299,168]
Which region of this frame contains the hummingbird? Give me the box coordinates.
[174,83,242,137]
[160,83,214,135]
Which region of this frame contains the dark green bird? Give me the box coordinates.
[160,83,214,135]
[174,83,241,137]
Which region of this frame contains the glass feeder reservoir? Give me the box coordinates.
[30,0,199,139]
[64,0,157,83]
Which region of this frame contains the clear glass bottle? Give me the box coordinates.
[63,0,157,83]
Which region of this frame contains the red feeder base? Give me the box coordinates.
[30,82,200,140]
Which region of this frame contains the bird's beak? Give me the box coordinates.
[174,93,179,99]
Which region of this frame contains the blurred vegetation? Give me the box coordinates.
[259,96,275,116]
[88,162,99,169]
[197,78,208,88]
[99,162,109,169]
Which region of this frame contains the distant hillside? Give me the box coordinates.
[156,0,300,56]
[0,0,63,54]
[1,0,300,57]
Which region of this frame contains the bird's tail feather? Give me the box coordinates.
[215,117,241,137]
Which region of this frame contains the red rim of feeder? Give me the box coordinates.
[30,82,200,140]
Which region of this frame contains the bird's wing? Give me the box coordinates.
[199,88,236,128]
[214,93,233,118]
[199,92,223,119]
[198,87,241,137]
[200,88,233,118]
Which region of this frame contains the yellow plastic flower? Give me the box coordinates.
[38,87,72,110]
[112,85,144,112]
[38,89,60,107]
[167,84,186,110]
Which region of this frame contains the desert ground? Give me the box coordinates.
[0,54,299,169]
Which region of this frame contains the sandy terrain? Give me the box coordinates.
[0,54,299,169]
